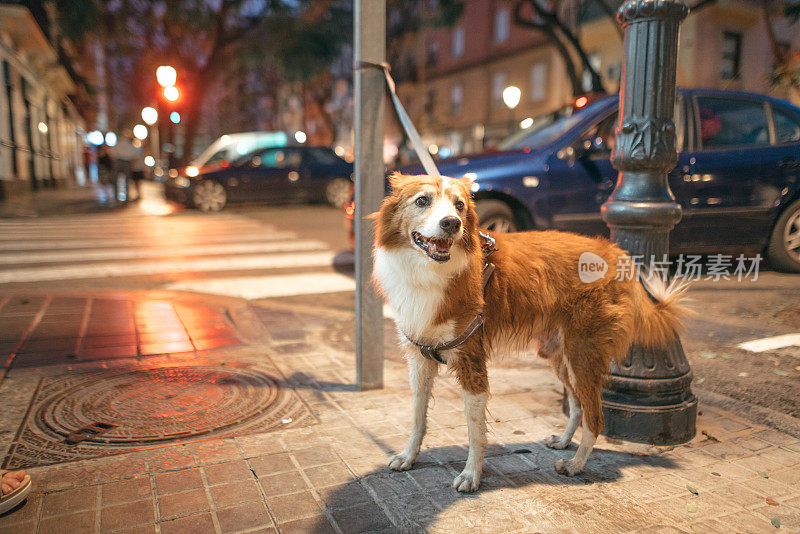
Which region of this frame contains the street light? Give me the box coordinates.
[502,85,521,109]
[163,86,179,102]
[141,107,158,125]
[133,124,148,140]
[294,130,307,143]
[104,132,118,147]
[156,66,177,88]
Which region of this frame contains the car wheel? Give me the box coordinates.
[192,180,227,212]
[325,178,352,208]
[767,198,800,273]
[475,199,518,233]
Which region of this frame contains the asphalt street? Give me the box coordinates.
[1,181,798,423]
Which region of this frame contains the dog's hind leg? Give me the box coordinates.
[545,387,581,450]
[389,353,438,471]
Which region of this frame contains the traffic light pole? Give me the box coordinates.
[354,0,385,390]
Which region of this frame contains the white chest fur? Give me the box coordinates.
[373,246,467,343]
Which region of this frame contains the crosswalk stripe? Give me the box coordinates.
[165,272,356,299]
[0,240,328,264]
[0,232,299,251]
[0,251,338,283]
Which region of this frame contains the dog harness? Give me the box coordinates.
[403,232,497,365]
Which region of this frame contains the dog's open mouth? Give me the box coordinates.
[412,231,453,262]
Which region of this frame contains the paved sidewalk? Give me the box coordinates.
[0,183,122,218]
[0,292,799,533]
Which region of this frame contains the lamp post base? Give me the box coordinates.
[602,394,697,445]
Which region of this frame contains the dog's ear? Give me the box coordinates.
[365,211,379,220]
[459,172,477,185]
[388,172,410,191]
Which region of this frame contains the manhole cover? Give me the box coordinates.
[4,364,315,468]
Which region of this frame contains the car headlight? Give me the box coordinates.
[174,176,191,188]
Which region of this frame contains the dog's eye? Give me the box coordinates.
[455,200,465,211]
[415,196,430,207]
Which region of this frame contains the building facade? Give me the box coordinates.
[383,0,800,162]
[0,5,85,199]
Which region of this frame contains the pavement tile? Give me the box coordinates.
[717,510,783,533]
[278,515,335,534]
[265,490,320,523]
[209,480,262,508]
[41,485,98,517]
[159,512,216,534]
[249,452,296,477]
[98,458,150,483]
[216,501,273,533]
[155,468,204,495]
[292,445,339,468]
[100,499,155,531]
[203,459,253,485]
[329,501,394,533]
[37,510,96,534]
[303,462,353,488]
[102,477,153,505]
[769,467,800,489]
[109,525,158,534]
[158,488,210,519]
[0,522,35,534]
[258,470,308,497]
[316,480,373,510]
[148,450,197,473]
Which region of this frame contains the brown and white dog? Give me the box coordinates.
[371,172,688,492]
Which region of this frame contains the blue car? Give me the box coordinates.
[165,145,353,211]
[397,89,800,272]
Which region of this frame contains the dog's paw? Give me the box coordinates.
[553,458,583,476]
[544,434,570,450]
[453,469,481,492]
[388,452,416,471]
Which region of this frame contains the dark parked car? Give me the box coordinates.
[165,145,353,211]
[348,89,800,272]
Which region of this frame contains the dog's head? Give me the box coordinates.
[371,173,479,263]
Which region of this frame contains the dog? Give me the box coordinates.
[371,172,688,492]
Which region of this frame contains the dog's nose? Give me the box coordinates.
[439,216,461,234]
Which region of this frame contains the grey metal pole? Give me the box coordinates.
[354,0,385,390]
[601,0,696,444]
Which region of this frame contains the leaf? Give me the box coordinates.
[686,484,699,495]
[759,471,770,479]
[696,377,706,385]
[513,449,532,454]
[281,417,293,424]
[700,351,717,359]
[771,517,781,528]
[766,498,779,506]
[686,502,698,513]
[721,353,732,359]
[711,472,721,476]
[774,369,789,377]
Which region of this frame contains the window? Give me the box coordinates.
[451,84,463,116]
[492,72,507,108]
[720,31,742,80]
[696,97,769,149]
[581,54,601,93]
[494,8,510,42]
[452,27,465,58]
[427,41,439,67]
[308,147,340,166]
[529,63,547,102]
[252,148,302,168]
[772,107,800,144]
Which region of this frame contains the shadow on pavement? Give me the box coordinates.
[307,441,679,532]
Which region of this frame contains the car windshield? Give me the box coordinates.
[497,101,605,151]
[232,148,269,166]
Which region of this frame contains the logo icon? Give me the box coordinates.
[578,252,608,283]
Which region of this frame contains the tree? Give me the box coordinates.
[512,0,618,96]
[762,0,800,94]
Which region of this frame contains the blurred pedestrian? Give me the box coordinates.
[97,144,114,200]
[111,130,142,201]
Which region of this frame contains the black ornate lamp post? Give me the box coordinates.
[601,0,696,444]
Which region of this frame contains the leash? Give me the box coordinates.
[355,61,497,365]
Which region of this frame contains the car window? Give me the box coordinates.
[578,112,618,156]
[253,149,302,168]
[696,97,770,149]
[205,149,228,165]
[772,107,800,144]
[307,147,340,166]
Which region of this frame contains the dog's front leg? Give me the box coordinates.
[451,351,489,492]
[389,353,438,471]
